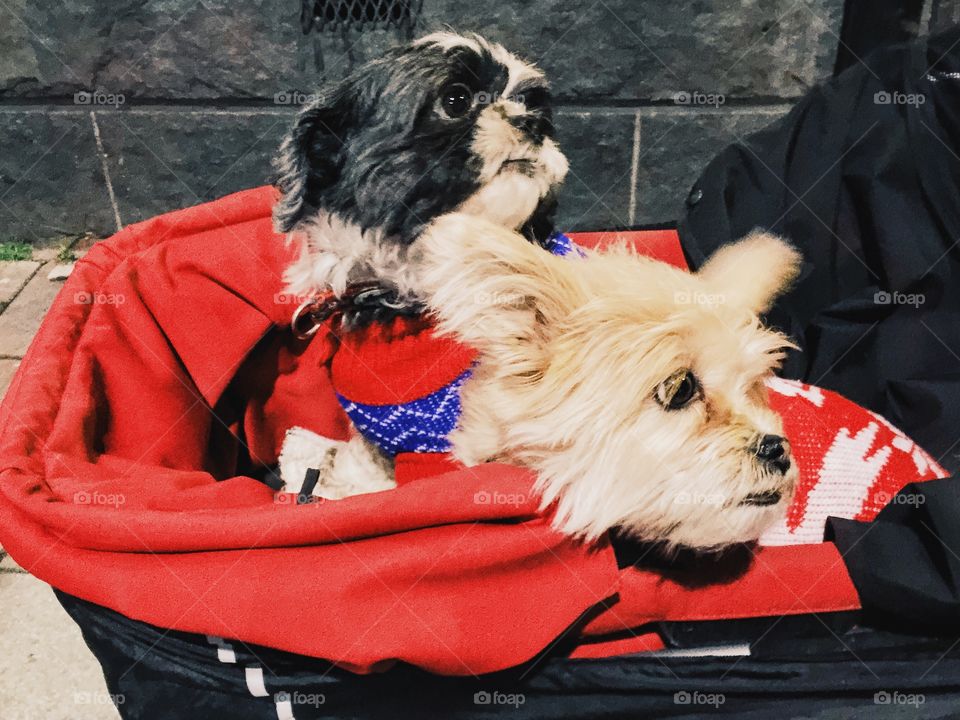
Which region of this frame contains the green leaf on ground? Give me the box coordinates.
[0,242,31,261]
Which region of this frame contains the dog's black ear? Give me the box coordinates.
[272,84,355,234]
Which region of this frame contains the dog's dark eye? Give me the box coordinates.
[517,87,549,111]
[654,370,700,410]
[438,83,474,119]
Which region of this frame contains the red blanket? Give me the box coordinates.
[0,187,929,674]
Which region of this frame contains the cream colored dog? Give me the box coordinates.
[282,214,802,551]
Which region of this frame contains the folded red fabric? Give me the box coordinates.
[0,186,928,675]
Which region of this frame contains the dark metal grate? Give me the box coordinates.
[300,0,423,33]
[929,0,960,34]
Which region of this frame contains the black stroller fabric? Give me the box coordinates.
[827,477,960,632]
[678,25,960,643]
[55,25,960,720]
[53,589,960,719]
[679,25,960,475]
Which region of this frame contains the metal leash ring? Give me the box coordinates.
[290,283,408,340]
[291,293,341,340]
[351,286,409,310]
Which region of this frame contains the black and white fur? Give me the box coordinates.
[274,31,569,312]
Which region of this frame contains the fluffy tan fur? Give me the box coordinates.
[415,214,802,550]
[281,215,802,551]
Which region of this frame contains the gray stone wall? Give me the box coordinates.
[0,0,851,241]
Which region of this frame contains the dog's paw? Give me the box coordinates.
[278,427,344,495]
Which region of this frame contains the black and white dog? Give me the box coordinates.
[275,30,567,500]
[274,31,569,320]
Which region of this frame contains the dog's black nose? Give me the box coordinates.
[756,435,785,461]
[507,112,551,144]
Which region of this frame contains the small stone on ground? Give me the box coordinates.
[0,261,40,306]
[46,262,75,281]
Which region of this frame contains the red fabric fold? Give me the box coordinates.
[0,187,620,675]
[0,186,869,674]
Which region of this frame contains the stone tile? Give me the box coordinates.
[0,264,62,357]
[0,0,311,101]
[0,357,22,397]
[0,260,39,306]
[0,572,119,720]
[0,0,842,102]
[420,0,842,102]
[634,106,792,225]
[0,110,116,239]
[95,109,291,226]
[0,0,110,98]
[554,109,636,231]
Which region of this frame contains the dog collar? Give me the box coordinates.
[291,231,578,340]
[291,283,421,339]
